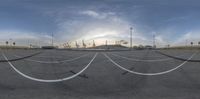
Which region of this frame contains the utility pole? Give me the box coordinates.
[153,34,156,48]
[75,41,79,48]
[92,40,96,47]
[9,38,12,46]
[82,40,86,48]
[105,40,108,49]
[185,39,188,47]
[52,33,54,46]
[130,27,133,49]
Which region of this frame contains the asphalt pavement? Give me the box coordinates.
[0,49,199,99]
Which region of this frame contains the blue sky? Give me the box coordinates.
[0,0,200,47]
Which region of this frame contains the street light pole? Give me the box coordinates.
[52,33,54,46]
[9,38,12,46]
[130,27,133,49]
[153,34,156,48]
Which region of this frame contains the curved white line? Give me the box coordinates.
[114,52,165,58]
[111,53,172,62]
[104,53,196,76]
[32,56,64,58]
[14,53,89,64]
[2,53,98,83]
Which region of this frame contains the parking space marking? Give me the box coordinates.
[2,52,98,83]
[104,52,196,76]
[14,53,90,64]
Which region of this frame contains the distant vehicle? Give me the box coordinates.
[41,46,58,49]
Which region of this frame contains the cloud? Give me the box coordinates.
[173,31,200,46]
[80,10,115,19]
[53,10,127,41]
[2,1,199,48]
[80,10,100,18]
[53,9,163,47]
[0,31,54,46]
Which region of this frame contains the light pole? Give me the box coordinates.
[130,27,133,49]
[191,42,193,46]
[5,41,8,46]
[153,34,156,48]
[185,39,188,47]
[52,33,54,46]
[93,40,96,47]
[9,38,12,46]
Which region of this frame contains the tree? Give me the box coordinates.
[198,41,200,46]
[13,42,16,46]
[5,41,8,46]
[191,42,193,46]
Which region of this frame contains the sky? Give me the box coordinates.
[0,0,200,47]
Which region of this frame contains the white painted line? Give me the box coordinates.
[104,52,196,76]
[114,51,166,58]
[14,53,90,64]
[111,53,172,62]
[2,52,98,83]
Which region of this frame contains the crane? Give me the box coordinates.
[82,40,86,48]
[75,41,79,48]
[92,40,96,48]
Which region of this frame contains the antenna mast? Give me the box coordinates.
[93,40,96,47]
[76,41,79,48]
[153,34,156,48]
[52,33,54,46]
[82,40,86,48]
[130,27,133,49]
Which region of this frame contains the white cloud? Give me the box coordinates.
[0,31,55,46]
[81,10,100,18]
[173,31,200,46]
[80,10,115,19]
[54,10,163,47]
